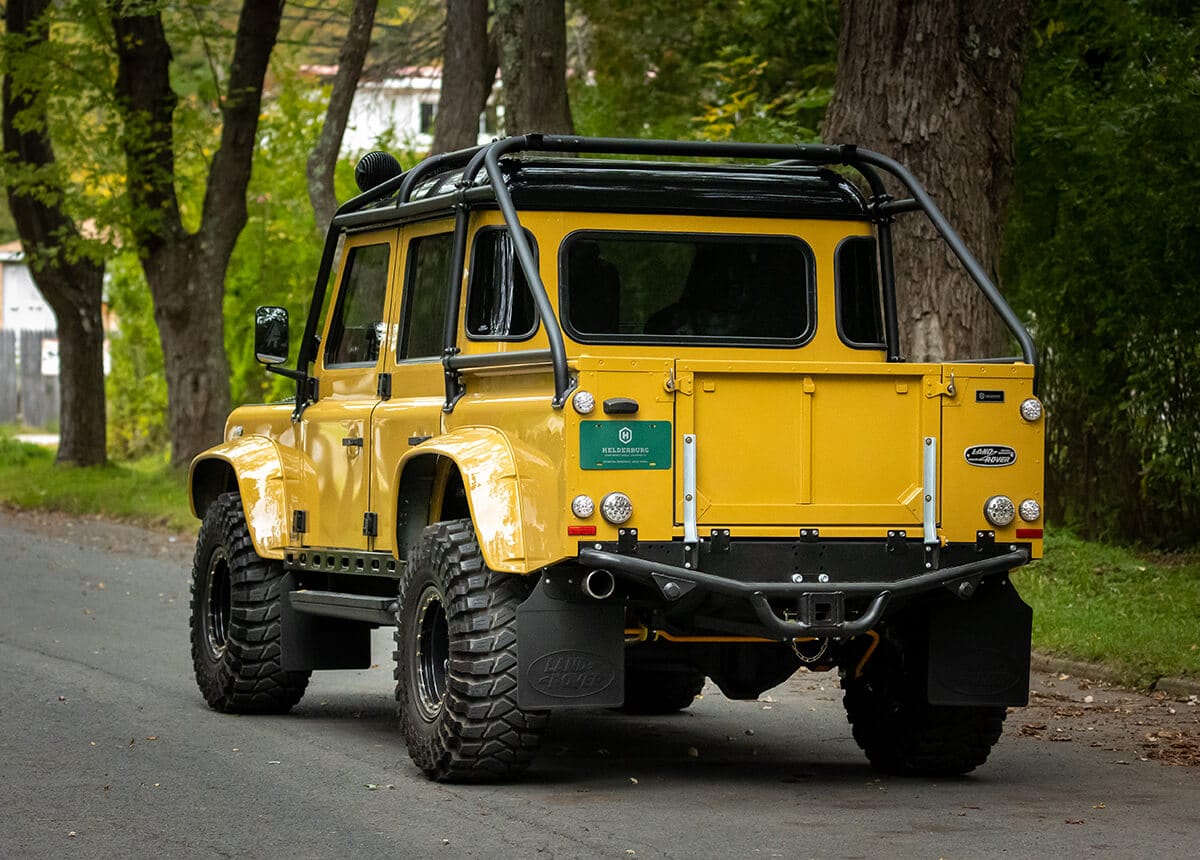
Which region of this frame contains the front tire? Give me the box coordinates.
[189,492,310,713]
[395,519,546,782]
[842,631,1005,776]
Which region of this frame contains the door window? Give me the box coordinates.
[323,243,392,366]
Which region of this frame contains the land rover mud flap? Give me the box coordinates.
[516,573,625,710]
[927,576,1032,707]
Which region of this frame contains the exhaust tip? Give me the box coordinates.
[582,569,616,600]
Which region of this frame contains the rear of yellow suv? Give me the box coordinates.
[188,136,1043,783]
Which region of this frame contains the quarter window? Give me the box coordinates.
[465,228,538,340]
[400,232,454,359]
[324,243,391,367]
[835,236,885,348]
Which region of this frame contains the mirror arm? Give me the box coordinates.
[265,364,308,383]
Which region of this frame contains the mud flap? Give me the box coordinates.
[516,572,625,710]
[279,573,372,671]
[927,575,1032,707]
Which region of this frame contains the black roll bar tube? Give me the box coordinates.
[451,135,1035,409]
[848,147,1037,368]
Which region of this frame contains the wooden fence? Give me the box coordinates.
[0,329,60,428]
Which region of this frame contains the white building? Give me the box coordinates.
[0,241,55,333]
[303,65,501,154]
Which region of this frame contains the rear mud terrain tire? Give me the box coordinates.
[190,492,310,713]
[842,634,1005,776]
[395,519,546,782]
[621,667,706,715]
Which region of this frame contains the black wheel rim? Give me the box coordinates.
[204,548,232,660]
[414,586,449,720]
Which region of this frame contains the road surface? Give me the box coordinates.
[1,508,1196,858]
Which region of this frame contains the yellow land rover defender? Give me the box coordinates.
[188,136,1044,782]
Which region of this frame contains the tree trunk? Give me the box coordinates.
[495,0,573,135]
[3,0,107,466]
[111,1,283,469]
[822,0,1030,361]
[432,0,497,154]
[307,0,378,235]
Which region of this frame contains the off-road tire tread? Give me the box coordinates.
[842,660,1006,776]
[621,668,706,715]
[395,519,546,782]
[190,492,309,713]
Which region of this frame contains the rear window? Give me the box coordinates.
[560,232,814,345]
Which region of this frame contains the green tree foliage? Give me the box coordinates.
[569,0,837,142]
[1005,1,1200,545]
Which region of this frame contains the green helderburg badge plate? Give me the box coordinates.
[580,421,672,470]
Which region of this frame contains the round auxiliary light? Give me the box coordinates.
[1019,499,1041,523]
[1020,397,1043,422]
[599,492,633,525]
[571,494,595,518]
[572,390,596,415]
[984,495,1016,527]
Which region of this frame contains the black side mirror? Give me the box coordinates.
[255,306,290,365]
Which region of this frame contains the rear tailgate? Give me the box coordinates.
[674,360,943,528]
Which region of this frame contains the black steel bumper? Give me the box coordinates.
[577,545,1030,639]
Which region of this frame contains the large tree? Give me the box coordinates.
[2,0,107,465]
[307,0,378,235]
[823,0,1031,361]
[495,0,573,135]
[109,0,284,468]
[431,0,497,153]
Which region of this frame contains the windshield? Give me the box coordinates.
[561,231,814,345]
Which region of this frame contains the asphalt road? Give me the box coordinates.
[1,508,1197,859]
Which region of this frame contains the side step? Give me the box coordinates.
[288,589,397,625]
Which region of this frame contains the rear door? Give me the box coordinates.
[673,360,942,528]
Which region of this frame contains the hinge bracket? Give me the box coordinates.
[377,372,392,400]
[292,510,307,534]
[363,512,378,537]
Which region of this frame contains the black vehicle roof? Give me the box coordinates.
[383,156,870,221]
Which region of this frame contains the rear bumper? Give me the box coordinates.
[577,543,1030,639]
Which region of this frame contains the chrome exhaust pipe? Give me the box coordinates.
[582,569,616,600]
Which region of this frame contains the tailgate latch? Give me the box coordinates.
[925,372,957,399]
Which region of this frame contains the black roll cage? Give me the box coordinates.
[287,134,1037,417]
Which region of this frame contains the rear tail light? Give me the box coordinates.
[984,495,1016,527]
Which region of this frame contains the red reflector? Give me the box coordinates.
[568,525,597,536]
[1015,528,1043,539]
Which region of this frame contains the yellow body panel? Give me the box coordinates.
[193,206,1044,571]
[189,432,293,559]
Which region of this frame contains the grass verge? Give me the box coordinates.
[1013,530,1200,687]
[0,435,192,532]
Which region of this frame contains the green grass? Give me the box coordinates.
[0,435,192,531]
[1013,530,1200,686]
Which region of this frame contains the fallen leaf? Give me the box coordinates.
[1092,803,1106,809]
[365,784,378,791]
[1083,695,1095,704]
[629,777,639,785]
[686,747,699,758]
[68,831,76,838]
[1065,819,1084,825]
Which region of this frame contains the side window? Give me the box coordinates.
[399,232,454,359]
[835,236,885,348]
[465,227,538,340]
[323,242,391,367]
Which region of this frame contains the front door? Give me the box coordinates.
[300,232,398,549]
